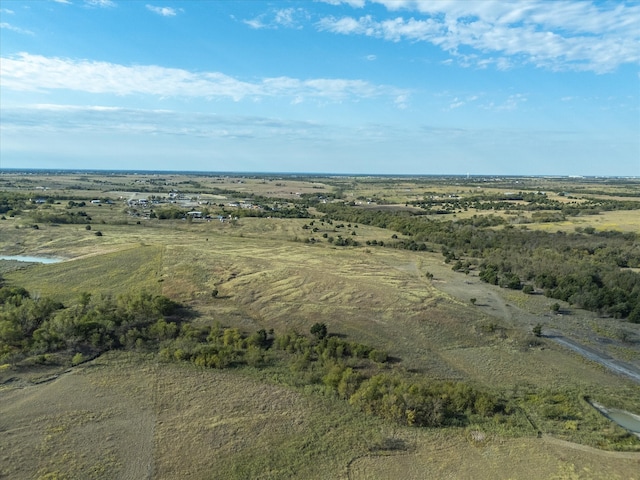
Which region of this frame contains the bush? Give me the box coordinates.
[368,349,388,363]
[533,323,543,337]
[310,322,328,340]
[71,352,85,366]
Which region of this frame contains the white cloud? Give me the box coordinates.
[0,53,409,105]
[274,8,297,28]
[0,104,337,143]
[0,23,34,35]
[85,0,115,7]
[316,0,366,7]
[318,1,640,73]
[365,54,377,61]
[449,98,464,109]
[244,7,307,29]
[243,17,266,29]
[394,94,408,109]
[1,8,15,14]
[146,5,181,17]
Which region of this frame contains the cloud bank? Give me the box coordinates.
[317,0,640,73]
[0,53,408,104]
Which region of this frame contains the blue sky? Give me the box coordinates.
[1,0,638,176]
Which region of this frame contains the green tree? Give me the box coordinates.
[310,322,328,340]
[533,323,543,337]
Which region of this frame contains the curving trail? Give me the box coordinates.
[414,255,640,385]
[546,333,640,384]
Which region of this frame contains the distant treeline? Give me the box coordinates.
[409,192,640,216]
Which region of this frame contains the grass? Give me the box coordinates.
[1,173,639,479]
[4,243,164,304]
[3,351,638,480]
[1,351,403,480]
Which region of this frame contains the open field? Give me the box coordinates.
[1,172,639,479]
[2,352,639,480]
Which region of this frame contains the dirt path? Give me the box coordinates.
[415,254,640,385]
[545,333,640,384]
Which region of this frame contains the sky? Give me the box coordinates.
[0,0,638,176]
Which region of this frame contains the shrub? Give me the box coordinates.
[71,352,85,366]
[368,349,388,363]
[310,322,328,340]
[533,323,543,337]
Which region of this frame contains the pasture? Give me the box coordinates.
[1,172,639,479]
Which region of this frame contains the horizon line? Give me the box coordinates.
[1,168,638,180]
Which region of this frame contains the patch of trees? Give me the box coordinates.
[156,318,505,428]
[0,287,179,364]
[408,192,640,217]
[349,374,505,427]
[0,192,32,216]
[155,207,189,219]
[159,322,386,371]
[234,205,311,219]
[476,235,640,320]
[329,235,359,247]
[29,210,92,224]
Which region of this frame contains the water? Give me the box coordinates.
[590,401,640,438]
[0,255,62,264]
[606,409,640,438]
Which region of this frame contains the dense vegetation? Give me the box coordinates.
[409,191,640,217]
[0,282,178,364]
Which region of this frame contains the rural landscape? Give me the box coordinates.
[0,170,639,479]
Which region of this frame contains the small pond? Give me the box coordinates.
[590,401,640,439]
[0,255,62,264]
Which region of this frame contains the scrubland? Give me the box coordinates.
[1,172,639,479]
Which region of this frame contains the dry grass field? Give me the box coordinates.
[2,353,639,480]
[1,173,639,479]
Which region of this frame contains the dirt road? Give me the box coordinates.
[545,333,640,384]
[420,255,640,385]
